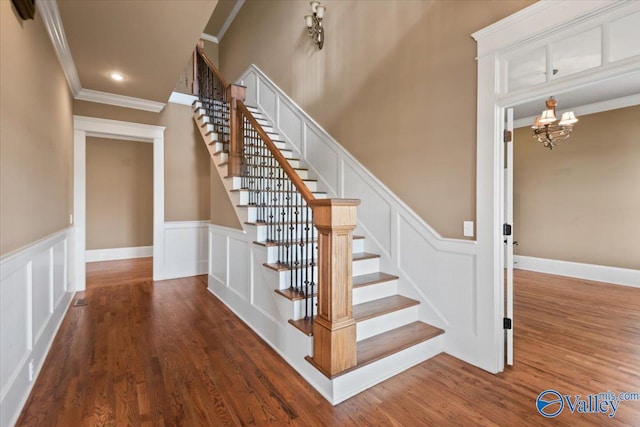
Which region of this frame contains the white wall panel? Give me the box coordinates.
[258,82,277,124]
[242,70,258,106]
[209,231,228,285]
[305,125,339,195]
[228,238,250,300]
[343,164,392,256]
[31,250,52,345]
[0,266,29,400]
[52,241,66,309]
[0,228,73,427]
[278,99,303,153]
[163,221,208,280]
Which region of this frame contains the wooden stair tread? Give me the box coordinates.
[288,318,313,336]
[353,272,399,288]
[353,295,418,322]
[275,288,315,301]
[254,235,363,248]
[304,322,444,379]
[264,251,376,272]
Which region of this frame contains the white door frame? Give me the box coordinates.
[472,0,640,373]
[73,116,166,290]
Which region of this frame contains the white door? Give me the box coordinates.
[504,108,514,365]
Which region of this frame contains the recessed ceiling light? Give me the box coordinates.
[109,72,125,81]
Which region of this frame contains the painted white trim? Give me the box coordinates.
[168,91,198,106]
[0,228,73,427]
[75,88,165,113]
[163,221,209,280]
[515,255,640,288]
[473,0,640,374]
[73,116,166,288]
[85,246,153,263]
[216,0,246,42]
[513,92,640,128]
[36,0,81,96]
[200,32,219,44]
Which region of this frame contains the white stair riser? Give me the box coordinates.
[262,238,364,264]
[256,223,318,242]
[238,178,317,192]
[236,190,326,206]
[352,257,379,276]
[274,295,318,321]
[245,205,312,223]
[356,305,419,341]
[352,279,398,305]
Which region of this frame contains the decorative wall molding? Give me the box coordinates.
[75,89,166,113]
[85,246,152,263]
[0,228,74,427]
[163,221,209,280]
[73,116,166,287]
[515,255,640,288]
[200,32,219,44]
[513,93,640,128]
[36,0,81,96]
[168,91,198,106]
[236,65,481,368]
[216,0,246,42]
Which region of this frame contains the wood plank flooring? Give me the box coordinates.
[17,259,640,426]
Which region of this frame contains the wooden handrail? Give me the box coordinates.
[236,100,317,204]
[196,46,230,89]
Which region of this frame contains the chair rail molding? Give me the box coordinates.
[235,65,483,368]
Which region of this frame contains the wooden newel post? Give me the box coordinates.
[227,84,246,176]
[308,198,361,377]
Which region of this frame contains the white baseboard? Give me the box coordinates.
[514,255,640,288]
[85,246,152,263]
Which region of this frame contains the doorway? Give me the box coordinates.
[73,116,166,291]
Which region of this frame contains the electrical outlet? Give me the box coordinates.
[463,221,474,237]
[28,360,34,381]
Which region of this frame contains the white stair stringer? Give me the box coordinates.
[196,99,444,406]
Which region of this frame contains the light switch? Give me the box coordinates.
[463,221,474,237]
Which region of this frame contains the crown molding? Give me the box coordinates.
[217,0,245,42]
[75,89,166,113]
[36,0,81,96]
[201,32,219,44]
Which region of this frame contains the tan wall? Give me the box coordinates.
[219,0,534,239]
[73,101,214,222]
[0,2,74,256]
[86,138,153,249]
[203,39,219,68]
[513,105,640,270]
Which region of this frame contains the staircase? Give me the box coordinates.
[193,94,444,382]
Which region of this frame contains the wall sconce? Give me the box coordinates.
[305,1,326,50]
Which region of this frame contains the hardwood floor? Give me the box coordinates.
[17,260,640,426]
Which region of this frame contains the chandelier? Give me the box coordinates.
[304,1,326,50]
[531,97,578,149]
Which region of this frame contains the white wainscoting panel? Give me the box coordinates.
[163,221,209,280]
[515,255,640,288]
[237,65,482,368]
[0,228,73,427]
[85,246,153,263]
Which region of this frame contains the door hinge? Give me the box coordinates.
[503,317,512,330]
[503,130,512,143]
[503,223,512,236]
